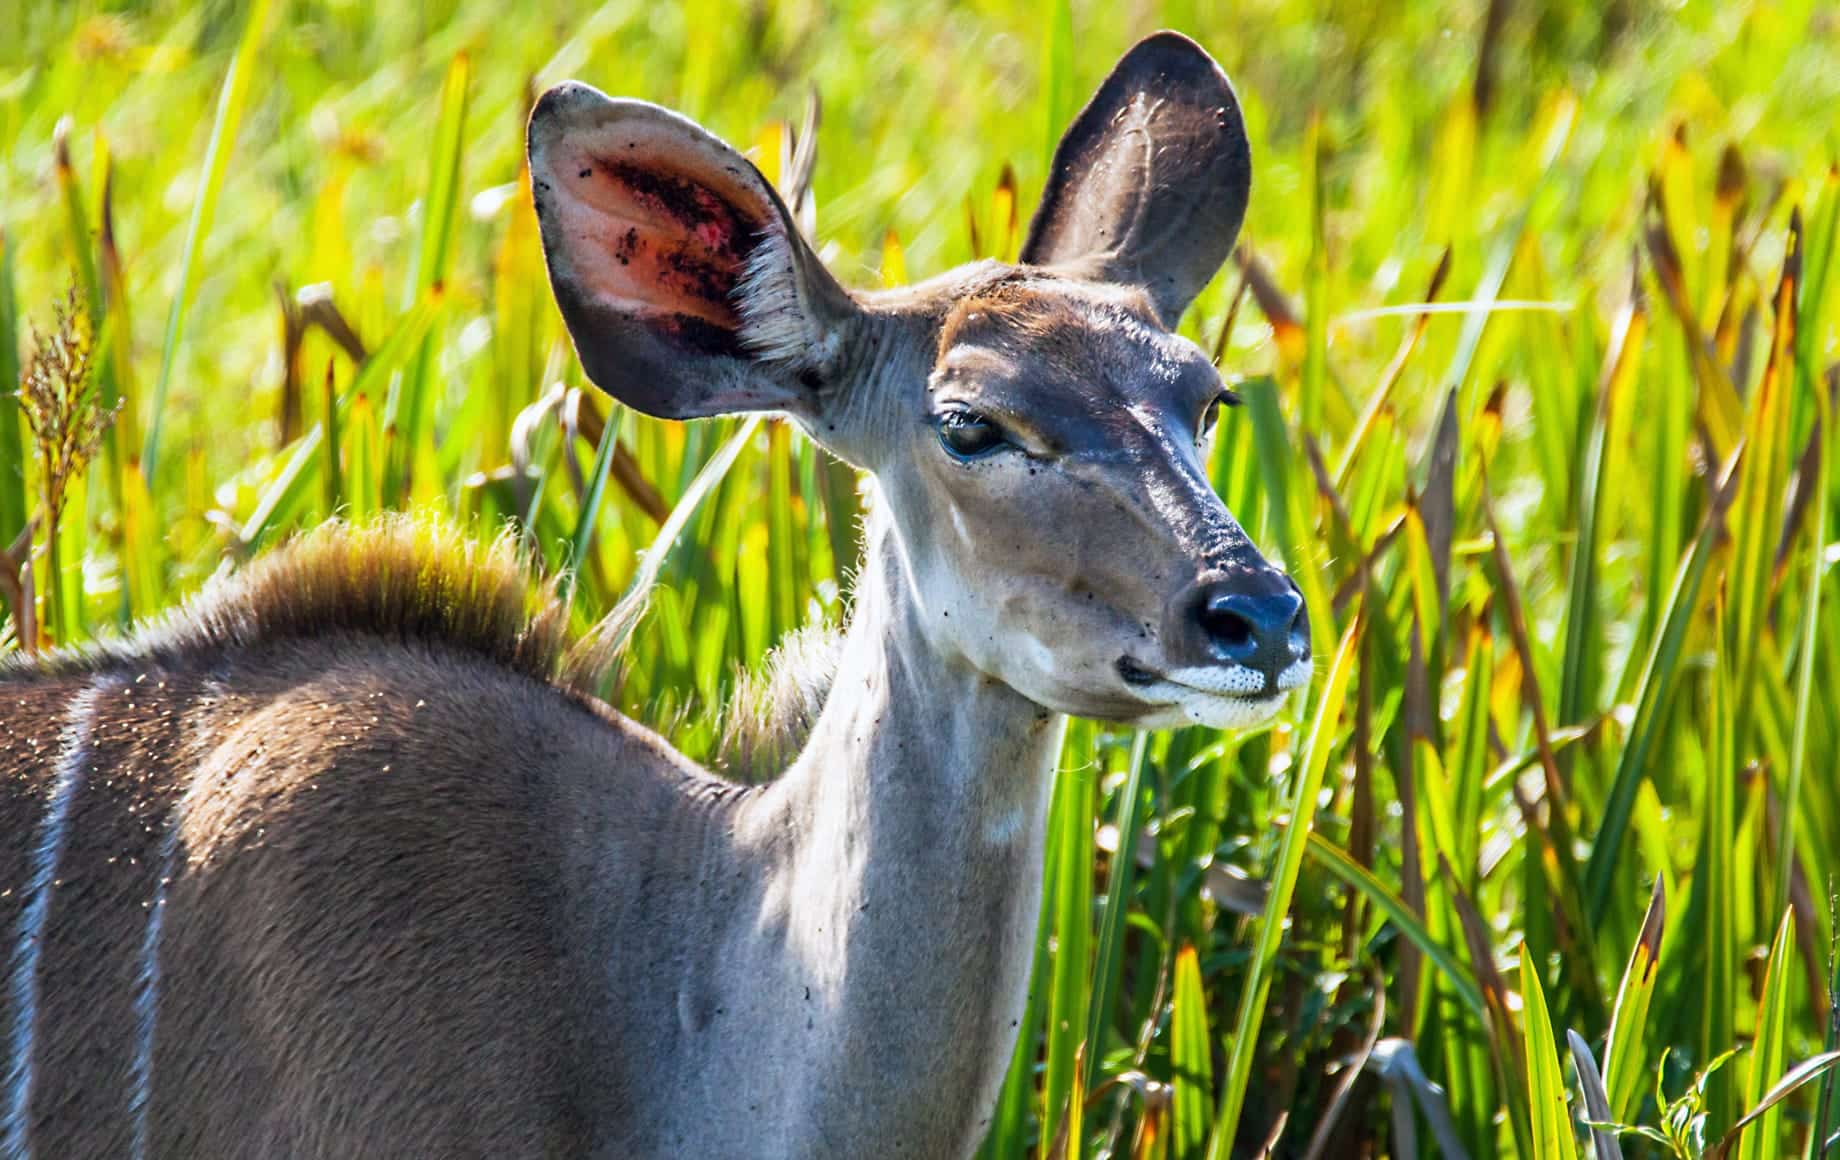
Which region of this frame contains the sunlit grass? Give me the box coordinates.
[4,1,1839,1155]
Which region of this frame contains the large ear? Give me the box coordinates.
[1020,31,1250,327]
[527,82,857,420]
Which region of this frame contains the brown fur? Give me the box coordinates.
[0,517,814,1155]
[0,579,668,1155]
[935,277,1160,357]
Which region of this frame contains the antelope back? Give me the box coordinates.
[0,525,634,1156]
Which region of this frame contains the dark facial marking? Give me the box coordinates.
[1115,656,1158,686]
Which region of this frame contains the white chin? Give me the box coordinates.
[1127,659,1312,731]
[1131,688,1291,731]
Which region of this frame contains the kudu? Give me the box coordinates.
[0,30,1309,1159]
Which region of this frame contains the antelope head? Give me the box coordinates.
[528,31,1310,733]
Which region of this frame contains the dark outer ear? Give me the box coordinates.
[527,82,857,420]
[1020,31,1250,327]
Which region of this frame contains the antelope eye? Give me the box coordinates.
[936,410,1008,460]
[1198,398,1223,442]
[1198,388,1241,443]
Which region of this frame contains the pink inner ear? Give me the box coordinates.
[544,135,775,339]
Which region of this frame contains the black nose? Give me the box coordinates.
[1196,576,1310,689]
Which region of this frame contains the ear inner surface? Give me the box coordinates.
[528,83,848,420]
[533,93,779,358]
[572,160,763,352]
[1020,31,1250,327]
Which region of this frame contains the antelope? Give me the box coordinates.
[0,30,1310,1159]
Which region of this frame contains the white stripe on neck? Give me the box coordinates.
[4,679,107,1158]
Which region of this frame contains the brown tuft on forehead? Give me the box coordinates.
[935,276,1163,358]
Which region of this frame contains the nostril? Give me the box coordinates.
[1201,597,1255,653]
[1198,593,1265,667]
[1194,582,1308,674]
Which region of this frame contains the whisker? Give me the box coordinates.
[1333,299,1574,325]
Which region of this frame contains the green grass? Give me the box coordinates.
[4,1,1840,1155]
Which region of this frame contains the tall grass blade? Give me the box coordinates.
[1042,743,1095,1158]
[1566,1030,1624,1160]
[567,401,624,584]
[1699,597,1740,1135]
[384,52,471,503]
[142,0,273,484]
[1725,220,1799,778]
[1584,457,1742,925]
[1559,267,1645,730]
[1171,944,1212,1160]
[1305,833,1486,1020]
[0,230,22,542]
[1814,912,1840,1160]
[1709,1053,1840,1160]
[345,393,378,523]
[1736,909,1796,1160]
[1086,731,1152,1091]
[321,362,341,515]
[1776,343,1829,921]
[1521,948,1581,1160]
[1603,877,1666,1124]
[239,426,324,549]
[564,415,762,686]
[1205,618,1359,1159]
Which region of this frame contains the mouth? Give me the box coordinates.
[1115,657,1312,730]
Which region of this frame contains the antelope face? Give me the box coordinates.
[875,273,1309,730]
[529,30,1309,731]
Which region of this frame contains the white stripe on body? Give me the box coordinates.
[3,679,107,1159]
[129,809,181,1160]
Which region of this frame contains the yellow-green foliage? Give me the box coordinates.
[3,2,1838,1154]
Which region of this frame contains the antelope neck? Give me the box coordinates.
[696,508,1065,1153]
[749,507,1065,855]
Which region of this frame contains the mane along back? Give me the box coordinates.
[2,517,577,686]
[3,515,843,776]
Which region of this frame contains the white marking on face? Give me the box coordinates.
[5,679,108,1158]
[1176,689,1286,729]
[1275,658,1312,692]
[1164,663,1268,697]
[1127,657,1314,731]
